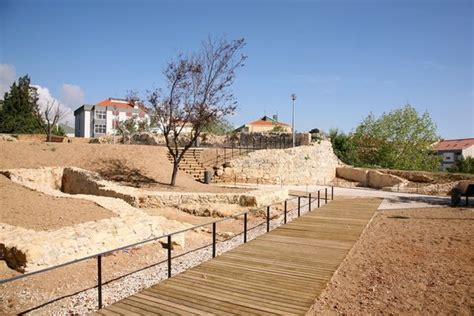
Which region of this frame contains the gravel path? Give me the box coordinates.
[222,183,452,210]
[24,197,314,315]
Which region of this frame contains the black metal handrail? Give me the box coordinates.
[1,186,335,313]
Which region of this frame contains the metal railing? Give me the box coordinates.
[0,187,334,313]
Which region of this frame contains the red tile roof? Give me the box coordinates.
[433,138,474,151]
[248,116,290,127]
[96,98,133,109]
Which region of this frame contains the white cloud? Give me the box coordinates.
[0,64,17,98]
[61,83,85,107]
[33,85,75,127]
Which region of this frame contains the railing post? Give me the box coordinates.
[309,193,312,211]
[331,186,334,200]
[298,196,301,217]
[167,235,172,278]
[318,190,320,208]
[325,188,328,204]
[97,255,102,310]
[212,222,216,258]
[284,200,287,224]
[244,213,248,243]
[224,147,227,162]
[266,206,270,232]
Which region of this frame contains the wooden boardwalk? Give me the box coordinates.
[96,198,381,315]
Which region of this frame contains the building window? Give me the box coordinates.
[95,110,106,120]
[94,124,106,134]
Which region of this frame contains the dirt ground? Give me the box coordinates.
[0,141,239,193]
[309,206,474,315]
[0,174,116,231]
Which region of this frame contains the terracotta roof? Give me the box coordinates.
[96,98,133,109]
[433,138,474,151]
[248,116,290,127]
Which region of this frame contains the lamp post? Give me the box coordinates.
[291,94,297,147]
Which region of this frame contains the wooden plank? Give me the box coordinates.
[99,198,380,314]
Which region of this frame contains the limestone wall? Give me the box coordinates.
[218,140,341,185]
[1,167,64,191]
[1,215,189,273]
[139,188,288,208]
[367,170,405,189]
[336,167,368,185]
[62,167,140,206]
[336,166,406,189]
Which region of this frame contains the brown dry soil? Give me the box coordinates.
[309,207,474,315]
[0,175,116,231]
[0,141,241,193]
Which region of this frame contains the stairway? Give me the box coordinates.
[166,148,206,182]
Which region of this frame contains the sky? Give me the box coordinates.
[0,0,472,138]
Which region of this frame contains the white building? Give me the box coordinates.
[74,98,150,138]
[433,138,474,171]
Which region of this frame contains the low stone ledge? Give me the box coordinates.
[0,215,191,273]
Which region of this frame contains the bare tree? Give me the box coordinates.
[41,101,66,142]
[147,37,246,186]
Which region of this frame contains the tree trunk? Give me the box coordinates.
[170,161,179,186]
[47,129,51,142]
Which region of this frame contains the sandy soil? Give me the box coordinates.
[0,175,116,231]
[0,141,238,193]
[309,206,474,315]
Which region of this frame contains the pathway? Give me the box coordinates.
[95,197,381,315]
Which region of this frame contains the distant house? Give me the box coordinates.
[234,115,292,133]
[433,138,474,171]
[74,98,150,138]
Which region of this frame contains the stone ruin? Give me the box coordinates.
[0,167,288,273]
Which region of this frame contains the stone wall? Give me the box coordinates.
[0,166,288,272]
[0,168,191,272]
[217,140,341,185]
[1,215,188,273]
[336,167,368,185]
[140,188,288,208]
[367,170,405,189]
[336,166,406,189]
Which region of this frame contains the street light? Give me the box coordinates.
[291,94,297,147]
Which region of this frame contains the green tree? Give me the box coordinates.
[352,104,441,171]
[202,117,234,135]
[448,156,474,174]
[0,75,44,133]
[328,128,358,165]
[52,124,65,136]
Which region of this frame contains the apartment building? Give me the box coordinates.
[74,98,149,138]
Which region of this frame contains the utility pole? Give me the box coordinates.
[291,94,297,147]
